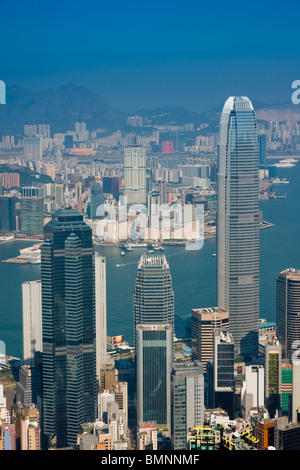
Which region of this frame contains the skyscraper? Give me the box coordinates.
[41,207,97,448]
[217,96,260,357]
[171,362,205,450]
[265,341,282,418]
[123,145,146,205]
[136,324,172,431]
[191,307,229,372]
[258,133,267,166]
[20,197,44,235]
[213,329,235,419]
[133,253,174,349]
[276,268,300,362]
[95,254,107,379]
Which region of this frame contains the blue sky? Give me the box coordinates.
[0,0,299,112]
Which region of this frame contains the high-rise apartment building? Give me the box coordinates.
[217,96,260,356]
[171,362,205,450]
[41,207,97,448]
[191,307,229,372]
[134,254,174,350]
[22,281,42,365]
[136,324,172,432]
[213,329,235,419]
[276,268,300,361]
[0,196,16,231]
[123,145,146,205]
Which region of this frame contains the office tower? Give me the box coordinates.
[54,184,64,207]
[191,307,229,373]
[134,254,174,350]
[258,133,267,165]
[90,182,105,219]
[23,136,43,161]
[21,186,45,198]
[41,207,97,448]
[281,363,293,418]
[95,254,107,379]
[217,96,260,357]
[292,361,300,423]
[22,281,42,365]
[171,362,205,450]
[100,362,116,393]
[136,324,172,431]
[265,341,282,418]
[276,268,300,361]
[123,145,146,205]
[20,197,44,235]
[213,329,235,419]
[0,196,16,231]
[64,134,74,149]
[274,416,300,450]
[16,365,42,408]
[241,365,265,418]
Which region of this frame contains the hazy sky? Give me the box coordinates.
[1,0,300,112]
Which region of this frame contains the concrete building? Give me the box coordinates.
[191,307,229,373]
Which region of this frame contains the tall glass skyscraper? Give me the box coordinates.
[136,324,172,430]
[217,96,260,357]
[133,253,174,349]
[41,207,97,448]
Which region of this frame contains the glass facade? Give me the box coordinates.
[134,254,174,349]
[41,207,96,448]
[136,324,172,430]
[20,197,44,235]
[217,96,260,356]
